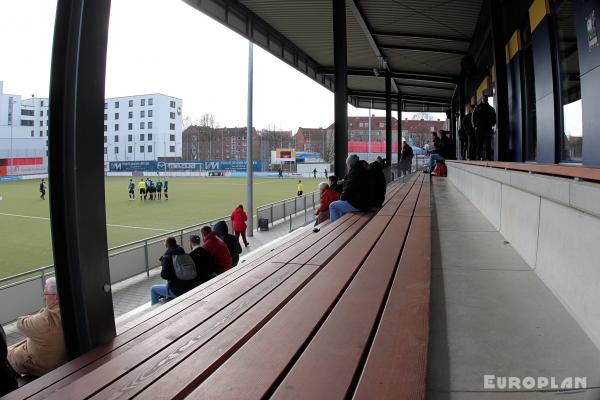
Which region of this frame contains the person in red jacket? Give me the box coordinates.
[315,182,341,224]
[201,226,232,274]
[230,204,249,247]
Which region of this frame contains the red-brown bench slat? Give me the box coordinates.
[270,214,412,399]
[352,215,432,400]
[186,216,392,399]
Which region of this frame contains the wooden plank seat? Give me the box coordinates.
[5,174,428,400]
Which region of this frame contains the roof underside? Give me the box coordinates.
[184,0,484,110]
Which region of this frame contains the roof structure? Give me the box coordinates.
[183,0,484,111]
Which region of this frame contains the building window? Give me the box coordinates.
[41,100,44,107]
[141,99,145,106]
[115,101,119,108]
[148,145,153,153]
[21,120,34,126]
[21,109,34,116]
[148,98,153,106]
[39,131,43,137]
[128,123,133,130]
[114,135,119,142]
[556,0,582,162]
[128,146,132,153]
[148,110,153,117]
[129,99,133,107]
[31,131,34,137]
[148,133,153,140]
[40,110,43,117]
[115,113,119,119]
[170,112,175,119]
[140,110,145,118]
[170,101,176,108]
[140,146,145,153]
[170,123,175,130]
[140,134,145,141]
[128,134,132,142]
[170,134,175,141]
[114,147,119,154]
[46,120,48,126]
[104,125,107,132]
[40,120,43,126]
[140,122,145,129]
[104,136,107,143]
[104,147,108,154]
[104,102,107,109]
[104,114,107,120]
[169,145,175,152]
[148,122,153,129]
[128,111,133,119]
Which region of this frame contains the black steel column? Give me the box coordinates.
[333,0,348,178]
[385,74,392,176]
[489,0,510,160]
[397,92,402,177]
[49,0,115,358]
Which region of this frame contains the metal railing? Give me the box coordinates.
[256,191,320,232]
[0,193,322,325]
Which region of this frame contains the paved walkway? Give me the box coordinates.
[4,211,316,346]
[427,177,600,399]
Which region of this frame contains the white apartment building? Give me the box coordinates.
[103,94,183,162]
[1,81,183,165]
[0,81,47,163]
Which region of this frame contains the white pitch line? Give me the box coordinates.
[0,212,172,232]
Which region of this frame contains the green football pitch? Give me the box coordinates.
[0,177,320,279]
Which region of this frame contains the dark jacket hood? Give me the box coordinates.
[213,221,228,236]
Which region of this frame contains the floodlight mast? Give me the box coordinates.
[246,42,254,237]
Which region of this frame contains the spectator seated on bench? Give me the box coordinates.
[368,156,387,208]
[1,326,17,396]
[315,182,340,225]
[7,277,67,378]
[330,154,374,222]
[151,237,198,305]
[201,226,232,274]
[188,235,218,284]
[212,221,242,267]
[426,131,445,173]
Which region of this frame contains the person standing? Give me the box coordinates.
[297,180,304,196]
[463,104,476,160]
[39,179,46,200]
[472,95,497,160]
[278,168,283,179]
[324,168,328,178]
[128,179,135,200]
[230,205,249,248]
[138,178,146,200]
[163,179,169,200]
[156,180,163,200]
[400,141,414,176]
[313,168,317,179]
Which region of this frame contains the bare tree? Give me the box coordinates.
[412,112,434,121]
[199,113,217,128]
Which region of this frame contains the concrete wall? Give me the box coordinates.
[447,162,600,350]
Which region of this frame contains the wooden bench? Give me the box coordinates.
[5,174,431,400]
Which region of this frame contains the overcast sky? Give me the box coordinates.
[1,0,445,131]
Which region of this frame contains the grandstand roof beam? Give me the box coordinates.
[316,67,459,84]
[373,31,471,44]
[380,44,467,56]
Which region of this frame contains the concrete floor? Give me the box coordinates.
[427,177,600,400]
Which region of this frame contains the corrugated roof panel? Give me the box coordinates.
[348,75,386,92]
[398,86,454,99]
[385,50,462,76]
[377,36,470,52]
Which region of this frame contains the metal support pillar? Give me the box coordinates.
[385,74,392,179]
[333,0,348,178]
[489,0,510,161]
[246,42,254,237]
[49,0,115,358]
[397,92,402,177]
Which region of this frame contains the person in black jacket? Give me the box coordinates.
[328,175,343,194]
[150,237,196,304]
[369,157,387,208]
[462,104,476,160]
[472,95,497,160]
[329,154,373,222]
[400,141,414,176]
[188,235,217,284]
[1,326,17,397]
[213,221,242,267]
